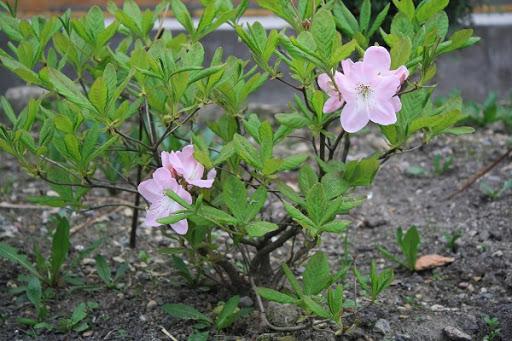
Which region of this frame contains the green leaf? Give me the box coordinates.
[233,134,262,169]
[89,77,107,113]
[46,68,94,111]
[327,285,344,322]
[305,183,326,226]
[215,295,240,330]
[333,1,359,36]
[303,252,331,295]
[198,205,238,226]
[71,303,87,325]
[26,276,42,309]
[320,220,351,234]
[368,4,390,38]
[416,0,448,23]
[284,202,315,229]
[50,216,70,282]
[399,226,420,270]
[275,113,309,129]
[259,121,274,162]
[171,0,194,34]
[298,164,318,194]
[302,296,330,318]
[246,221,279,237]
[311,9,336,59]
[279,154,308,171]
[282,264,303,295]
[390,35,412,69]
[157,212,191,225]
[162,303,211,323]
[0,242,42,280]
[223,176,248,221]
[256,287,297,304]
[95,255,113,285]
[392,0,415,20]
[359,0,371,33]
[343,156,379,187]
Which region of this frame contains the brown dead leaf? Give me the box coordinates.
[415,254,455,271]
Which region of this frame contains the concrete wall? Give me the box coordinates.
[1,22,511,106]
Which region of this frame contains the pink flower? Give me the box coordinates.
[338,46,409,133]
[161,145,216,188]
[137,167,192,234]
[317,71,344,113]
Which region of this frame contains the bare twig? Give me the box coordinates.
[446,146,512,200]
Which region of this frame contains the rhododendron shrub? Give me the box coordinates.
[0,0,477,329]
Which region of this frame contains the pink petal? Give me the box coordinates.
[143,200,172,227]
[333,71,344,91]
[393,65,409,84]
[368,101,398,125]
[317,73,334,95]
[207,168,217,181]
[323,96,344,113]
[391,96,402,112]
[171,219,188,235]
[138,179,162,204]
[340,102,370,133]
[338,74,359,101]
[187,178,215,188]
[374,75,401,98]
[161,151,171,170]
[176,185,193,205]
[364,46,391,74]
[153,167,178,190]
[341,59,354,77]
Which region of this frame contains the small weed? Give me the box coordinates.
[432,153,454,175]
[483,315,500,341]
[480,179,512,199]
[443,230,462,252]
[379,226,420,272]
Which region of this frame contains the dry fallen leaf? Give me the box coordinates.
[415,254,455,271]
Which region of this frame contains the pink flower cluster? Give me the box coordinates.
[318,46,409,133]
[137,145,216,234]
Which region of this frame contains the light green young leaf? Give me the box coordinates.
[162,303,212,323]
[256,287,297,304]
[303,252,332,295]
[246,221,279,237]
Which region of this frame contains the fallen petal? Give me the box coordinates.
[415,254,455,271]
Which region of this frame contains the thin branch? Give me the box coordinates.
[328,129,345,160]
[250,277,313,332]
[153,108,200,150]
[38,172,138,194]
[446,146,512,200]
[274,76,303,91]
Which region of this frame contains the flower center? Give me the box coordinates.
[356,84,373,99]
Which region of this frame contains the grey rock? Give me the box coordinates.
[239,296,254,307]
[266,302,300,327]
[442,326,471,341]
[394,333,411,341]
[5,86,48,113]
[374,318,391,334]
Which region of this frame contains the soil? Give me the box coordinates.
[0,123,511,341]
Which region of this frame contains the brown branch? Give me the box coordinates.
[446,146,512,200]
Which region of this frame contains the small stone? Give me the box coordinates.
[239,296,254,307]
[81,258,95,265]
[146,300,157,310]
[139,314,147,322]
[82,330,93,337]
[458,282,469,289]
[374,318,391,334]
[266,302,300,327]
[442,326,471,341]
[492,250,503,257]
[395,333,411,341]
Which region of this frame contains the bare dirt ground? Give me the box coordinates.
[0,125,511,340]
